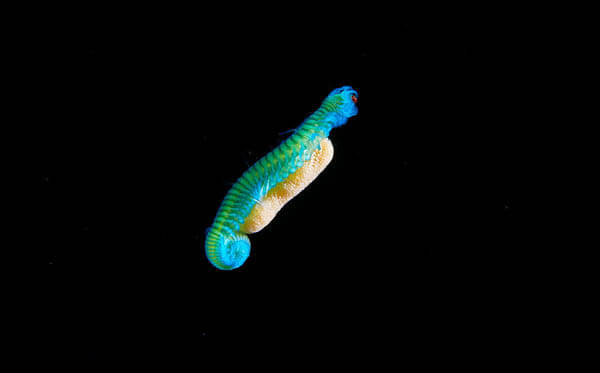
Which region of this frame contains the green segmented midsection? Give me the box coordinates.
[208,127,325,235]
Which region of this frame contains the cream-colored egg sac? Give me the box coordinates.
[240,138,334,234]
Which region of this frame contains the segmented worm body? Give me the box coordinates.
[205,86,359,270]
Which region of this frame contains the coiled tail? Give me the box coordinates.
[205,160,266,270]
[205,227,251,270]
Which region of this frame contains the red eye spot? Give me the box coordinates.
[351,94,357,103]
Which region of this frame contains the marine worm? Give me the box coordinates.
[205,86,359,270]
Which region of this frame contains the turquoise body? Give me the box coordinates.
[205,86,359,270]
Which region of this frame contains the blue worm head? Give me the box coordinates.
[325,86,359,126]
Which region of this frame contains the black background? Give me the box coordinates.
[26,6,546,368]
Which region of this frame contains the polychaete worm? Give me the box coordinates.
[205,86,359,270]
